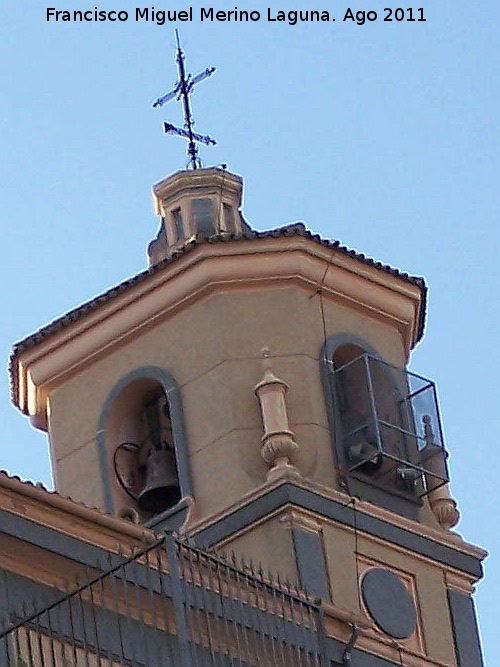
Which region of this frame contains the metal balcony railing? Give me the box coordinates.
[334,354,449,496]
[0,534,326,667]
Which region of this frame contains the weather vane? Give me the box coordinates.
[153,30,217,170]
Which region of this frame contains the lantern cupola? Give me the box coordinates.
[9,165,486,667]
[147,167,250,266]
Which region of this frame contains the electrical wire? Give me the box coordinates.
[315,250,414,667]
[315,250,366,664]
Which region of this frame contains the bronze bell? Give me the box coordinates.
[138,447,181,514]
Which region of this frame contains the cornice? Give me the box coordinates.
[13,234,423,429]
[152,167,243,212]
[185,476,487,577]
[0,470,155,548]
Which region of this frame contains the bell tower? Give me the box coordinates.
[10,164,486,665]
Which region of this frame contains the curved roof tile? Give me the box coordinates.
[9,224,427,403]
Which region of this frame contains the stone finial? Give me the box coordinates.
[420,414,460,530]
[428,485,460,531]
[254,350,299,481]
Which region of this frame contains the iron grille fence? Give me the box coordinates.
[0,534,326,667]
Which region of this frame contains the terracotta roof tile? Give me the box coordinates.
[0,469,104,513]
[0,469,54,494]
[9,224,427,402]
[0,470,156,540]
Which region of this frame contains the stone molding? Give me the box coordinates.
[187,480,486,579]
[13,233,423,430]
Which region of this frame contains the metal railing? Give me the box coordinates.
[334,353,449,496]
[0,534,326,666]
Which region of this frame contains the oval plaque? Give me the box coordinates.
[361,568,417,639]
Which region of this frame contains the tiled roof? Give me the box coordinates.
[9,223,427,400]
[0,468,103,512]
[0,469,155,540]
[0,469,54,494]
[0,468,101,512]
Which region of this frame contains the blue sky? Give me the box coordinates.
[1,1,498,663]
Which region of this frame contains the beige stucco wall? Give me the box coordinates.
[323,520,457,665]
[358,534,457,665]
[217,513,299,584]
[202,505,459,666]
[47,284,407,519]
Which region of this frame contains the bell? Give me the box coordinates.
[138,447,181,513]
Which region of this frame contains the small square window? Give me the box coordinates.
[192,198,215,235]
[221,203,234,233]
[172,208,184,243]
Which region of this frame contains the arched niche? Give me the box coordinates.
[320,335,440,518]
[332,344,417,482]
[97,366,192,519]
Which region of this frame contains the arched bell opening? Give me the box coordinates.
[332,343,384,476]
[327,341,449,500]
[98,367,192,519]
